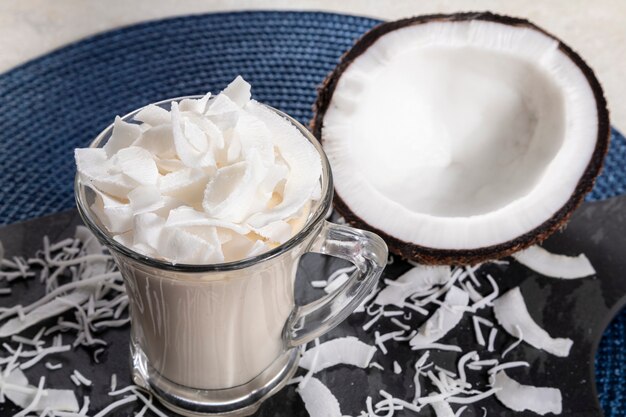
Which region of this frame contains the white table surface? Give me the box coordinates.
[1,0,625,131]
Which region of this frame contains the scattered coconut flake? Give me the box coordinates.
[375,266,451,307]
[370,362,385,371]
[72,370,92,387]
[455,405,468,417]
[410,286,469,348]
[4,369,78,413]
[299,339,320,390]
[362,309,383,331]
[19,345,71,370]
[297,377,342,417]
[512,245,595,279]
[446,388,501,404]
[0,289,94,338]
[393,361,402,374]
[323,272,350,294]
[457,351,479,383]
[92,395,137,417]
[44,362,62,371]
[430,397,455,417]
[493,287,573,357]
[488,361,529,375]
[501,324,523,358]
[299,337,376,372]
[469,274,499,312]
[492,371,562,415]
[411,343,463,353]
[487,328,498,353]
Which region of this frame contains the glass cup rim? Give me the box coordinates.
[75,96,334,273]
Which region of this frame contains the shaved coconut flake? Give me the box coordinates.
[324,272,350,294]
[370,362,384,371]
[492,371,562,415]
[72,370,92,387]
[487,328,498,353]
[375,265,451,307]
[446,388,500,404]
[93,395,138,417]
[501,325,523,358]
[393,361,402,374]
[75,148,135,199]
[410,286,469,348]
[158,226,224,264]
[91,196,133,235]
[179,93,211,114]
[203,154,267,223]
[430,398,455,417]
[472,316,486,346]
[512,245,595,279]
[134,104,171,126]
[223,76,252,108]
[158,168,209,206]
[299,336,376,372]
[45,362,62,371]
[469,274,499,312]
[457,351,479,382]
[411,343,463,352]
[488,361,529,375]
[19,345,71,370]
[245,101,322,227]
[135,125,176,159]
[166,206,249,235]
[133,213,165,251]
[254,221,292,245]
[5,369,79,413]
[297,377,342,417]
[128,186,164,214]
[171,102,215,170]
[493,287,573,357]
[113,146,159,186]
[77,78,321,265]
[0,289,93,337]
[103,117,142,157]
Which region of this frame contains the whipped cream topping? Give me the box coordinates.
[76,77,322,264]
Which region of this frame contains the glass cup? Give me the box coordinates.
[75,97,388,416]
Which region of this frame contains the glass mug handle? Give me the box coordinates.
[284,220,388,347]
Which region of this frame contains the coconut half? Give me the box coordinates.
[312,13,610,264]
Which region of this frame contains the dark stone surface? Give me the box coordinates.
[0,197,624,416]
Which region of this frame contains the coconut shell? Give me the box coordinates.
[311,12,610,265]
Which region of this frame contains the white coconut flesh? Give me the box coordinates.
[322,20,599,250]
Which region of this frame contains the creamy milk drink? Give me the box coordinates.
[75,77,387,416]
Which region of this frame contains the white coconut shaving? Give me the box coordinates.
[493,287,573,357]
[430,397,456,417]
[3,368,79,413]
[512,245,595,279]
[492,371,562,415]
[299,336,376,372]
[75,76,322,264]
[297,377,342,417]
[410,286,469,348]
[375,265,451,307]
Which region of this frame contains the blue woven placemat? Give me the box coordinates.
[0,11,623,415]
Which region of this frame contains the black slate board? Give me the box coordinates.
[0,197,624,417]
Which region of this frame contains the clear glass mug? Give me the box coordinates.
[75,97,388,416]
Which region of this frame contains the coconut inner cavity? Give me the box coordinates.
[350,47,565,217]
[322,20,599,250]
